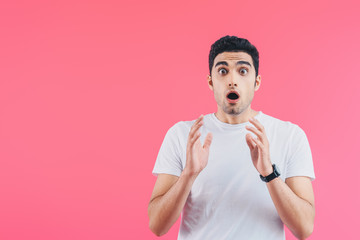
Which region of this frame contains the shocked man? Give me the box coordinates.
[148,36,315,239]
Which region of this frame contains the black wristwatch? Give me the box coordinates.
[260,164,281,182]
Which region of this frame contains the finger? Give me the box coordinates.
[191,115,204,131]
[249,118,265,132]
[251,136,264,149]
[245,134,256,149]
[189,120,203,139]
[190,131,201,146]
[203,132,213,150]
[192,114,203,126]
[188,118,203,140]
[245,125,264,142]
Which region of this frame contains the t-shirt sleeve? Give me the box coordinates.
[152,122,184,177]
[285,125,316,181]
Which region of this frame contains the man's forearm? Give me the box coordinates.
[148,171,197,236]
[266,177,315,239]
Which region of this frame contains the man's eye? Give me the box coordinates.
[240,68,248,75]
[219,68,227,75]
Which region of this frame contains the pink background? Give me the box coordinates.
[1,0,359,239]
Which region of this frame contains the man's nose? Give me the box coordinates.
[228,73,238,87]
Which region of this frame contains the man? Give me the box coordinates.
[148,36,315,239]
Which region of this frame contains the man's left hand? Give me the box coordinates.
[245,117,273,177]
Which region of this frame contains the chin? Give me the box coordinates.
[224,107,241,115]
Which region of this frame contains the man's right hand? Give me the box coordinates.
[148,114,213,236]
[183,115,213,177]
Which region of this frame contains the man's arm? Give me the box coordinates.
[148,115,213,236]
[245,117,315,239]
[266,176,315,239]
[148,172,196,236]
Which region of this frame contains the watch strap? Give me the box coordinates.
[260,164,281,182]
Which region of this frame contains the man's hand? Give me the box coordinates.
[244,117,315,239]
[245,117,273,176]
[184,115,213,177]
[148,115,212,236]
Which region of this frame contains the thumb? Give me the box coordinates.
[203,132,213,150]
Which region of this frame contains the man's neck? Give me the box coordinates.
[214,108,259,125]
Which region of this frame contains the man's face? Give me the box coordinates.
[208,51,261,116]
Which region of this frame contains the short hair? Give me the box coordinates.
[209,35,259,77]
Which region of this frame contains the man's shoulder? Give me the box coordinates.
[169,113,212,129]
[165,116,197,136]
[164,113,214,138]
[261,112,304,135]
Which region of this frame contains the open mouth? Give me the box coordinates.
[226,90,240,103]
[227,92,239,100]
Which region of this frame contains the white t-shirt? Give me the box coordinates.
[152,111,315,240]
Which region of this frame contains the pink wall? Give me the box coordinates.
[1,0,359,239]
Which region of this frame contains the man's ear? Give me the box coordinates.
[254,74,261,91]
[208,75,213,91]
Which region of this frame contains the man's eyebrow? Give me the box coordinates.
[214,61,252,68]
[215,61,228,68]
[236,61,252,67]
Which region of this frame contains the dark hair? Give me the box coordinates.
[209,35,259,77]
